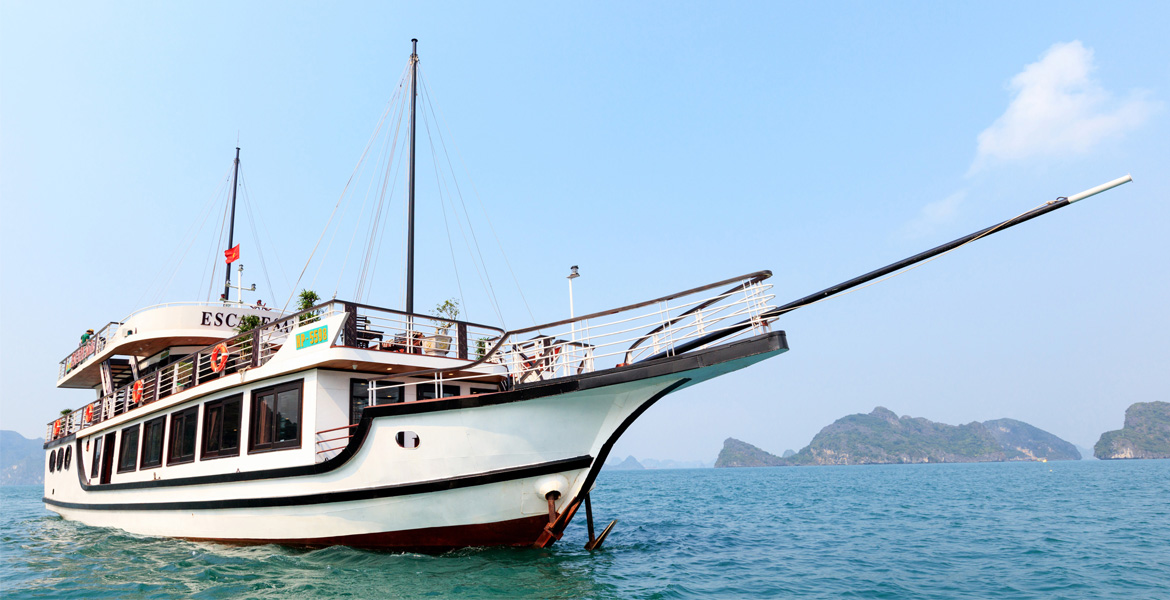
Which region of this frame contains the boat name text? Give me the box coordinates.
[200,312,275,328]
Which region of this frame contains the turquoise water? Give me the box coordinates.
[3,460,1168,599]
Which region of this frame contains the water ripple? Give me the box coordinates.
[3,460,1169,598]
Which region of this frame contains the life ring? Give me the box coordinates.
[210,343,229,373]
[132,380,144,405]
[52,420,61,438]
[84,404,94,423]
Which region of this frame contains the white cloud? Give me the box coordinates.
[970,40,1158,172]
[903,189,966,239]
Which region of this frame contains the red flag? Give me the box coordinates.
[224,244,240,264]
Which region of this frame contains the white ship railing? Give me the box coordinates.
[58,321,120,380]
[46,300,505,442]
[49,272,775,444]
[361,271,776,418]
[47,304,342,441]
[56,301,286,381]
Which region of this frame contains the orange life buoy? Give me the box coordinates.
[132,380,144,405]
[210,342,229,373]
[84,404,94,423]
[53,420,61,437]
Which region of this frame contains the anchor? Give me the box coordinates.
[582,493,617,551]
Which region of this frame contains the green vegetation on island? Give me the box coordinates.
[1094,401,1170,460]
[714,438,787,467]
[716,407,1080,467]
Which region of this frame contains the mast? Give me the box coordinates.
[406,39,419,315]
[223,146,241,302]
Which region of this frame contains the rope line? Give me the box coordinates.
[419,64,538,326]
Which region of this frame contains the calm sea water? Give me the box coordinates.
[2,460,1168,599]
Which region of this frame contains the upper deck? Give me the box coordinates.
[58,302,285,389]
[47,272,780,444]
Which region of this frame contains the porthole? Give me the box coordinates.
[57,449,64,471]
[396,431,420,449]
[64,446,72,470]
[48,450,56,473]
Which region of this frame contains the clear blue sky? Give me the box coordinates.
[2,1,1167,459]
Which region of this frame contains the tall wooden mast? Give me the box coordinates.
[406,39,419,315]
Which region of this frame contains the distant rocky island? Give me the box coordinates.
[607,455,646,470]
[716,407,1081,467]
[1095,402,1170,459]
[1,430,45,485]
[604,455,713,470]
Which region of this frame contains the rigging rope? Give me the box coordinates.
[419,65,539,326]
[419,87,508,325]
[137,163,234,308]
[204,183,233,302]
[419,75,505,325]
[238,168,291,299]
[281,62,412,314]
[355,85,409,303]
[237,168,278,305]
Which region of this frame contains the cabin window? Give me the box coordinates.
[395,431,421,449]
[470,387,496,395]
[349,379,403,425]
[64,446,72,470]
[417,384,460,401]
[48,450,56,473]
[117,424,140,473]
[167,406,199,466]
[140,416,166,469]
[202,395,242,459]
[250,380,302,453]
[90,436,103,478]
[57,448,64,471]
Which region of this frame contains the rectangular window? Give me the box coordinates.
[91,434,103,480]
[167,406,199,465]
[417,384,460,401]
[140,416,166,469]
[470,387,496,395]
[202,395,242,459]
[117,425,140,473]
[250,380,303,452]
[349,379,403,424]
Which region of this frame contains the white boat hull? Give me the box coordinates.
[45,334,786,549]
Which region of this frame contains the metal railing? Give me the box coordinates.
[46,300,508,442]
[47,303,341,441]
[333,301,505,360]
[58,321,120,380]
[56,301,285,381]
[314,423,357,462]
[48,272,777,442]
[365,271,776,403]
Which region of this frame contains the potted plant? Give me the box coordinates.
[297,289,321,326]
[423,299,459,356]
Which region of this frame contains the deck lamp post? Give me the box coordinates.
[568,265,580,342]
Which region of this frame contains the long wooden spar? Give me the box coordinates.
[641,174,1134,362]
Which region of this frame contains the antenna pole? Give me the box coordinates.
[406,39,419,316]
[223,147,241,302]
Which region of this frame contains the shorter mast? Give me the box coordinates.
[223,147,241,302]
